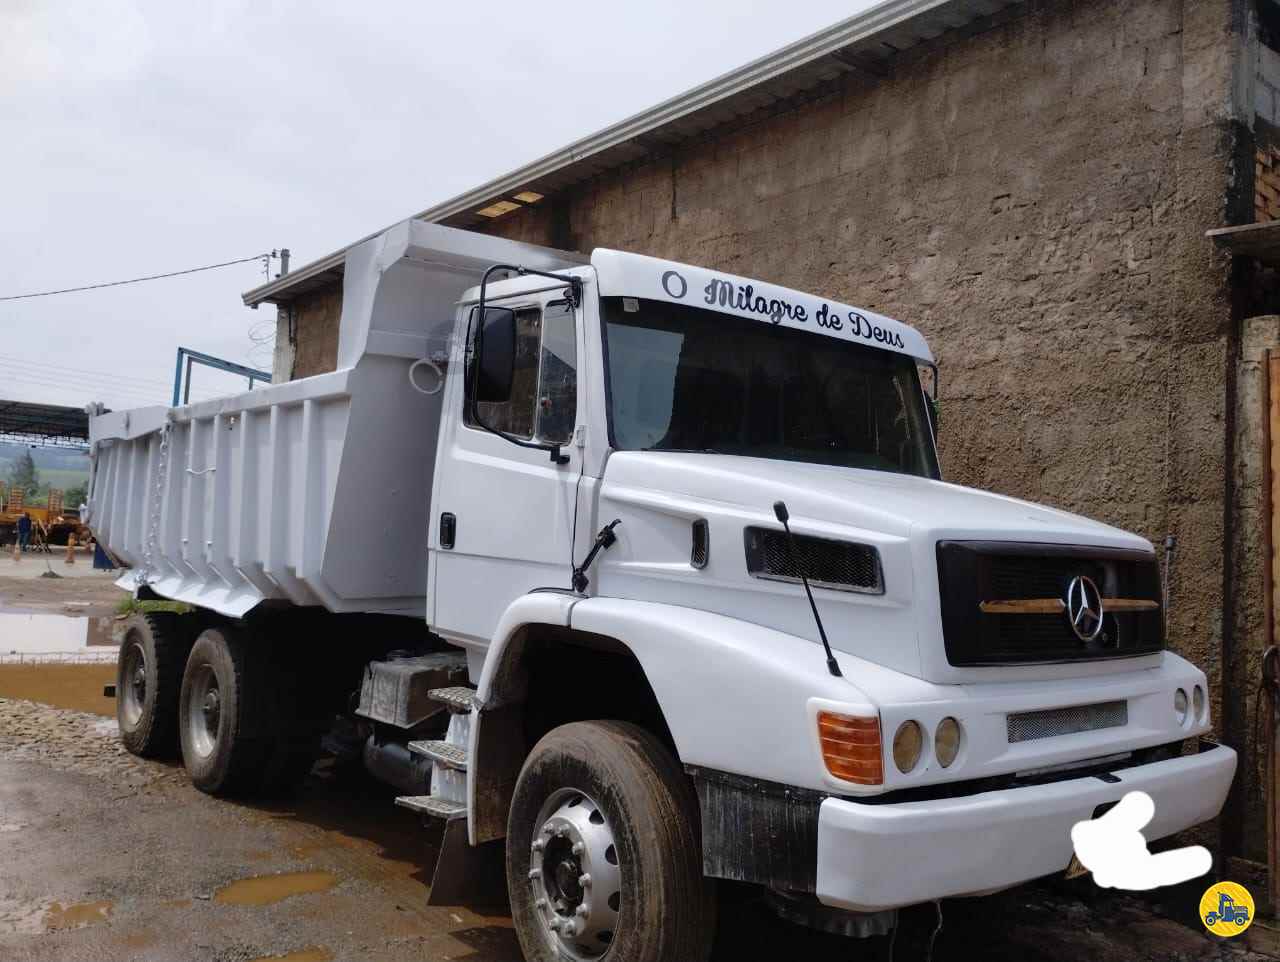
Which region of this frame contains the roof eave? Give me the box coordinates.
[244,0,1021,307]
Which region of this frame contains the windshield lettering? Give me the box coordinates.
[602,297,939,479]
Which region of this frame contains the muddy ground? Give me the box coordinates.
[1,582,1279,959]
[0,565,127,616]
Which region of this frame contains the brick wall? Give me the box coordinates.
[477,0,1250,850]
[1258,144,1280,220]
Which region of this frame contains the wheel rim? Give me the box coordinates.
[528,789,622,959]
[119,638,148,728]
[185,663,221,759]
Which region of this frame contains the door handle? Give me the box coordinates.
[440,512,456,550]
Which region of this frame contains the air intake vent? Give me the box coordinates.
[1007,700,1128,743]
[691,519,709,569]
[743,527,882,594]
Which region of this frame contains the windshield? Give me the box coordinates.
[602,297,939,478]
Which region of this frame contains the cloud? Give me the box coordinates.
[0,0,869,410]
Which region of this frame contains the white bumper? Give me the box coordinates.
[815,742,1236,911]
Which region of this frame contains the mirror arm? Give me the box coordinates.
[469,263,581,466]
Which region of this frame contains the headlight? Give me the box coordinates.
[892,721,923,773]
[935,717,961,768]
[1193,685,1205,722]
[1174,688,1189,725]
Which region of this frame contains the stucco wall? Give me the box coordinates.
[477,0,1250,848]
[270,0,1263,855]
[275,282,343,381]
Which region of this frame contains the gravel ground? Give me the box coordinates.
[0,691,1277,960]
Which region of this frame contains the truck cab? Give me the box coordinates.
[88,222,1236,962]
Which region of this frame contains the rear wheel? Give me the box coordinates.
[507,721,716,962]
[116,611,197,757]
[178,626,319,797]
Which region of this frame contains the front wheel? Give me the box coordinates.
[506,721,716,962]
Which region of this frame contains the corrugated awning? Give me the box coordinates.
[244,0,1028,308]
[0,400,91,448]
[1207,221,1280,266]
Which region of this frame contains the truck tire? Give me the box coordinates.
[506,721,716,962]
[116,612,196,758]
[178,626,318,797]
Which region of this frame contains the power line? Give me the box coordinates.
[0,359,168,394]
[0,354,173,391]
[0,363,228,401]
[1,373,164,404]
[0,253,272,302]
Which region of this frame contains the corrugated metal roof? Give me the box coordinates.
[244,0,1026,307]
[0,400,90,448]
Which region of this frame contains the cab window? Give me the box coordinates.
[465,301,577,444]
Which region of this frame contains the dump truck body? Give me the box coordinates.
[87,223,583,616]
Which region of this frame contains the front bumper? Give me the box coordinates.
[815,741,1236,911]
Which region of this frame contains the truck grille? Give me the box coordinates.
[744,528,882,594]
[937,541,1163,666]
[1007,700,1128,743]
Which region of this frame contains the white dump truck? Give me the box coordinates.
[88,221,1236,960]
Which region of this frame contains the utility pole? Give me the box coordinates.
[279,248,290,277]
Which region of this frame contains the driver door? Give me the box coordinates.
[429,291,583,648]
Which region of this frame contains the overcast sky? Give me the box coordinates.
[1,0,874,410]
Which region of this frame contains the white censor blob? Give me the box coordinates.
[1070,791,1212,890]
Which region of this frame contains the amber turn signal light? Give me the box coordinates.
[817,710,883,785]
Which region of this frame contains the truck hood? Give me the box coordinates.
[603,451,1148,549]
[597,452,1157,684]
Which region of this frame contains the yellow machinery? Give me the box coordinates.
[0,484,87,547]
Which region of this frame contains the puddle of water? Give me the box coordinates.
[214,871,338,907]
[249,949,333,962]
[44,900,112,931]
[0,663,118,715]
[0,612,119,658]
[0,612,120,714]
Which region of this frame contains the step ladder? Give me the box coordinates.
[395,685,475,820]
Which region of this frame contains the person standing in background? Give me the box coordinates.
[16,512,31,552]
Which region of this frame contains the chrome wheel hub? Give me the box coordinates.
[185,664,221,758]
[119,640,147,728]
[529,790,621,958]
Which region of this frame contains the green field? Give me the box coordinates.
[0,464,88,502]
[29,468,88,491]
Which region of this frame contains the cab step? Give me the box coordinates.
[427,686,476,713]
[395,794,467,820]
[408,739,468,771]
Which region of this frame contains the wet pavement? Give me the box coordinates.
[1,587,1280,959]
[0,611,121,715]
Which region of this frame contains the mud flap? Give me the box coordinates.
[427,818,509,908]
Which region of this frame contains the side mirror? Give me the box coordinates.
[471,306,516,403]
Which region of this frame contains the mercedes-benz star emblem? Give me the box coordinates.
[1065,575,1105,643]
